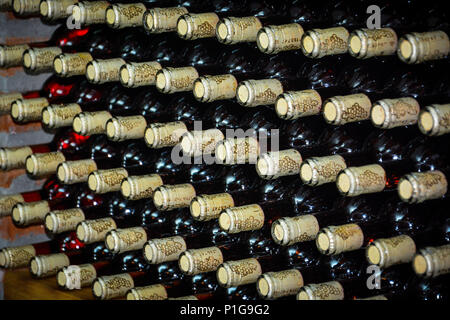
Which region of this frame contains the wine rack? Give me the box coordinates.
[0,0,449,301]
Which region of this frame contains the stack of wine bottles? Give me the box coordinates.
[0,0,449,301]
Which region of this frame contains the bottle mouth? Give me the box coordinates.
[39,0,49,17]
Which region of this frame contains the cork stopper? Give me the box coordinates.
[22,47,62,73]
[236,79,283,107]
[10,97,49,123]
[366,235,416,268]
[29,253,70,278]
[413,244,450,278]
[105,3,146,28]
[144,121,188,148]
[215,137,260,165]
[72,1,110,25]
[120,174,163,200]
[56,159,97,185]
[12,200,50,227]
[189,193,234,221]
[57,264,97,290]
[53,52,93,77]
[73,111,112,135]
[371,97,420,129]
[12,0,40,15]
[256,269,303,299]
[275,89,322,120]
[178,246,224,275]
[0,245,36,269]
[93,274,135,300]
[193,74,238,103]
[336,164,386,196]
[256,24,304,54]
[0,146,33,171]
[119,61,162,88]
[418,104,450,136]
[219,204,265,233]
[302,27,349,58]
[323,94,372,125]
[398,170,448,203]
[144,7,188,33]
[127,284,168,300]
[316,223,364,255]
[348,28,398,59]
[155,66,199,94]
[256,149,302,180]
[42,103,82,129]
[44,208,85,234]
[40,0,77,21]
[216,16,262,45]
[105,227,147,254]
[180,129,224,157]
[143,235,187,264]
[85,58,126,84]
[217,258,262,288]
[87,168,129,194]
[296,281,344,300]
[177,13,219,40]
[0,193,25,217]
[0,92,23,115]
[300,155,347,186]
[76,217,117,244]
[0,44,30,68]
[25,151,66,177]
[397,31,450,64]
[271,215,320,246]
[106,115,147,141]
[152,183,196,211]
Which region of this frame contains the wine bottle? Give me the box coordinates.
[56,140,151,185]
[72,1,111,26]
[151,164,231,211]
[23,135,115,178]
[0,75,79,115]
[103,211,209,254]
[43,192,145,234]
[296,265,412,300]
[0,231,84,269]
[20,26,104,73]
[316,200,446,255]
[178,242,252,276]
[0,176,82,217]
[126,281,193,300]
[29,242,114,278]
[56,249,148,290]
[105,96,225,143]
[75,205,182,244]
[271,193,391,246]
[418,104,450,136]
[0,128,91,172]
[39,0,79,23]
[9,80,112,124]
[105,1,174,29]
[10,185,89,227]
[176,1,252,41]
[408,274,450,300]
[92,260,183,300]
[398,170,449,203]
[189,165,261,221]
[413,244,450,278]
[397,30,449,64]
